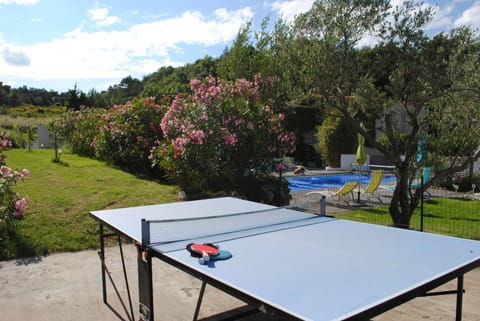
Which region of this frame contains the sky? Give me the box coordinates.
[0,0,479,93]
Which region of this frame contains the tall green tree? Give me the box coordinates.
[217,21,258,81]
[316,114,356,167]
[217,18,292,94]
[142,57,218,97]
[424,28,480,178]
[217,18,324,164]
[66,84,90,110]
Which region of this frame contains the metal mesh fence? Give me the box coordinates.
[288,170,480,240]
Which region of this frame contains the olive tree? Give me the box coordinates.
[285,0,480,228]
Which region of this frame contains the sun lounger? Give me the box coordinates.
[307,181,358,206]
[357,169,384,203]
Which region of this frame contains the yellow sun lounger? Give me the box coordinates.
[306,181,358,206]
[358,169,384,203]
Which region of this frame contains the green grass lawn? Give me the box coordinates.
[2,148,479,260]
[2,149,178,259]
[337,197,480,240]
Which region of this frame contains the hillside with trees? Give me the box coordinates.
[0,56,219,110]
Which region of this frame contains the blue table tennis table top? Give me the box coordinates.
[90,197,480,321]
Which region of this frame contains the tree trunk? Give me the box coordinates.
[468,158,474,178]
[389,166,414,229]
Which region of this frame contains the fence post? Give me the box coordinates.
[320,195,326,217]
[420,174,424,232]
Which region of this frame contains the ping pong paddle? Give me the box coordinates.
[212,249,232,261]
[187,243,220,264]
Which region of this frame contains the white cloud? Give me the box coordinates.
[87,1,120,27]
[454,1,480,30]
[3,47,30,66]
[0,0,37,5]
[0,8,252,83]
[425,3,455,32]
[270,0,313,22]
[3,80,17,87]
[129,9,253,48]
[96,15,121,27]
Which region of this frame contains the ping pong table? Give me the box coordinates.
[90,197,480,321]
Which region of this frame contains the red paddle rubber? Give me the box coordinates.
[187,243,219,264]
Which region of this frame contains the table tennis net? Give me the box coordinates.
[142,203,318,246]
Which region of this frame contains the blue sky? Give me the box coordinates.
[0,0,479,93]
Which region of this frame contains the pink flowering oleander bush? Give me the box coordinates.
[0,132,30,258]
[93,97,167,175]
[150,75,296,204]
[55,97,169,176]
[55,107,105,158]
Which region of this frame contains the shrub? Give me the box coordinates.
[0,132,30,259]
[440,174,480,193]
[55,98,168,177]
[151,75,295,201]
[316,115,355,167]
[236,174,291,206]
[55,107,105,157]
[93,97,167,175]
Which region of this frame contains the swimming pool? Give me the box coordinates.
[287,173,396,191]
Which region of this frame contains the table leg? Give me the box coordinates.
[456,274,464,321]
[193,281,207,321]
[99,224,107,303]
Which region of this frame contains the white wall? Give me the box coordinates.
[340,154,370,170]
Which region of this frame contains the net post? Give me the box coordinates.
[320,195,326,217]
[141,219,150,247]
[139,219,153,321]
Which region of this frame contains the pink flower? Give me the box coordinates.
[234,118,244,126]
[148,146,156,160]
[160,117,169,136]
[189,130,204,145]
[0,139,12,148]
[0,165,12,177]
[144,96,158,108]
[14,170,24,180]
[190,78,202,90]
[234,78,253,95]
[170,95,183,113]
[206,75,216,87]
[224,134,237,146]
[14,196,29,217]
[172,137,189,154]
[208,85,220,96]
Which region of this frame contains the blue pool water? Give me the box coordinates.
[287,173,396,191]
